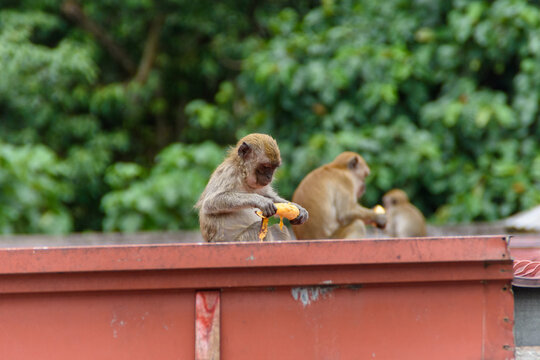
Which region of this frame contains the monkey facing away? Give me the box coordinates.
[382,189,426,237]
[196,133,308,242]
[292,152,386,240]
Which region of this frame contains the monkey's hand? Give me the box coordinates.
[289,203,308,225]
[257,198,278,218]
[373,213,387,229]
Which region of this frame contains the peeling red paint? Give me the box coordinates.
[196,291,220,360]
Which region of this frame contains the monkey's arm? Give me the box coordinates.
[339,205,386,229]
[202,191,277,218]
[261,187,309,225]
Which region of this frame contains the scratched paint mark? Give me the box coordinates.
[245,254,255,261]
[110,313,117,326]
[291,286,335,307]
[110,312,127,339]
[110,312,119,339]
[320,280,333,285]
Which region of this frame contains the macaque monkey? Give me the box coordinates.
[196,133,308,242]
[382,189,426,237]
[291,152,386,240]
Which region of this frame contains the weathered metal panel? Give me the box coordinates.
[0,236,514,359]
[221,282,514,360]
[0,261,511,295]
[0,290,195,360]
[0,236,509,274]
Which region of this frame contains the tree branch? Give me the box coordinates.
[134,14,166,84]
[61,0,136,75]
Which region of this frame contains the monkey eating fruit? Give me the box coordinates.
[196,133,308,242]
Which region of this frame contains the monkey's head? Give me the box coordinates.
[383,189,410,208]
[235,133,281,189]
[332,152,370,198]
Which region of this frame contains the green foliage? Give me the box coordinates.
[2,0,540,233]
[102,142,223,232]
[0,8,131,230]
[188,0,540,223]
[0,143,72,234]
[0,1,312,233]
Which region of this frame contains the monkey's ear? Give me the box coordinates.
[238,142,252,159]
[347,156,359,169]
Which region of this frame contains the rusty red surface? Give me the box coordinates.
[509,235,540,261]
[222,283,513,359]
[0,236,510,274]
[0,291,195,360]
[0,236,514,359]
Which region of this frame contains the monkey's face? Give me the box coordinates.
[382,194,394,208]
[237,138,281,189]
[242,150,280,189]
[383,189,409,208]
[348,156,370,199]
[254,163,278,187]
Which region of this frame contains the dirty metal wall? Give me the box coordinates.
[0,236,514,359]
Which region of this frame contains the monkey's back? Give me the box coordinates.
[388,203,426,237]
[292,166,352,240]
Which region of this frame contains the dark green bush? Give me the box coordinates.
[102,142,223,231]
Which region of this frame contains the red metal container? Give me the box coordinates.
[0,236,514,359]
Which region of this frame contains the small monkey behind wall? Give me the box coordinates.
[196,133,308,242]
[382,189,426,238]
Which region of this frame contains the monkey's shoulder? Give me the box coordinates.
[390,204,426,222]
[205,166,243,191]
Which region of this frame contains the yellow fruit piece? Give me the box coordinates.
[373,205,385,214]
[275,203,300,220]
[255,202,300,240]
[259,218,269,241]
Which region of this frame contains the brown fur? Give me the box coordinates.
[292,152,386,240]
[382,189,426,237]
[228,133,281,166]
[196,133,308,242]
